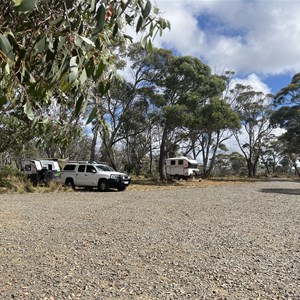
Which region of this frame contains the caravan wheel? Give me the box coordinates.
[29,173,38,186]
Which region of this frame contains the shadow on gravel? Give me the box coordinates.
[260,188,300,195]
[258,178,300,183]
[71,188,118,193]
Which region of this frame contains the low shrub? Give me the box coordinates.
[0,166,34,193]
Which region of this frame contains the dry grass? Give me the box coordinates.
[127,177,254,191]
[0,174,34,194]
[0,168,254,194]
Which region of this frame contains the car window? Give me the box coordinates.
[63,164,76,171]
[96,165,115,172]
[78,165,85,172]
[86,165,96,173]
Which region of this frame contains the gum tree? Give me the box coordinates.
[127,47,226,179]
[271,72,300,176]
[232,84,274,177]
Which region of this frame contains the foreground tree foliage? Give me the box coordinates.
[0,0,170,169]
[0,0,170,120]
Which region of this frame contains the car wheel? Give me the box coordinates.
[65,178,75,189]
[98,180,109,192]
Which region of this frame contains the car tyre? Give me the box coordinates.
[65,178,75,189]
[98,180,109,192]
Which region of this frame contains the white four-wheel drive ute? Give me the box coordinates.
[61,162,131,191]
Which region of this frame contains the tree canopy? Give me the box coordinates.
[0,0,170,121]
[274,72,300,105]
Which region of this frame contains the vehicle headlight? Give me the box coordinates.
[110,174,119,179]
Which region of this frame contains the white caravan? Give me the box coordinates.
[165,157,200,180]
[21,159,61,186]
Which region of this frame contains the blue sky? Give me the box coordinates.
[152,0,300,95]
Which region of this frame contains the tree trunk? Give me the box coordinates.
[149,127,153,176]
[90,122,99,162]
[159,128,168,180]
[201,135,212,178]
[247,160,256,177]
[292,161,300,177]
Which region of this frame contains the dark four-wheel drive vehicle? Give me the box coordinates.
[61,162,131,191]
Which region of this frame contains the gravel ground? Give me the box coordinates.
[0,179,299,300]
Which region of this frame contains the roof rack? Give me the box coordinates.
[66,161,98,164]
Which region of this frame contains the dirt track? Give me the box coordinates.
[0,179,299,299]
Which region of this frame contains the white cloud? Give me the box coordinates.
[154,0,300,76]
[229,73,271,94]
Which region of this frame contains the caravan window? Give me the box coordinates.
[171,160,176,165]
[178,160,183,165]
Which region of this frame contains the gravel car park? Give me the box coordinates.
[0,179,299,299]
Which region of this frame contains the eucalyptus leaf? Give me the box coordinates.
[0,97,8,109]
[34,36,46,53]
[136,16,143,33]
[79,36,95,47]
[113,23,119,36]
[14,0,36,12]
[75,95,84,116]
[23,102,35,120]
[95,61,105,79]
[95,4,106,34]
[153,7,159,14]
[5,63,10,75]
[0,34,14,61]
[86,107,97,124]
[28,71,36,83]
[79,68,87,85]
[69,56,78,82]
[142,0,152,18]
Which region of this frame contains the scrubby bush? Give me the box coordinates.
[0,166,34,193]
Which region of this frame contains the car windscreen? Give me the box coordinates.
[96,165,115,172]
[188,163,199,169]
